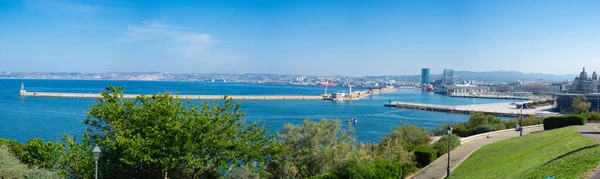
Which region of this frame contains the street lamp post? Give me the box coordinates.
[447,125,453,178]
[93,145,101,179]
[520,105,523,136]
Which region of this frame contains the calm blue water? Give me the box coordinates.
[0,79,517,143]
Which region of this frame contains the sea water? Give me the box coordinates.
[0,79,517,143]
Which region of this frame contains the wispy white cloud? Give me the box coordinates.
[122,21,213,57]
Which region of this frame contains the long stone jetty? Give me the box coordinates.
[384,102,559,118]
[21,92,325,100]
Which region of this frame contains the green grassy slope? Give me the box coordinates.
[451,126,600,179]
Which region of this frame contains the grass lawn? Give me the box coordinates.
[451,126,600,179]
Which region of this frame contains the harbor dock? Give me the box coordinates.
[384,102,559,118]
[448,94,538,100]
[21,92,325,100]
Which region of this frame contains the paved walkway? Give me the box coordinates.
[409,125,545,179]
[577,123,600,179]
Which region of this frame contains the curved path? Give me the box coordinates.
[576,123,600,179]
[409,125,545,179]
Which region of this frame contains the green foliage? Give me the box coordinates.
[412,146,437,167]
[84,86,280,178]
[58,133,95,179]
[450,127,600,179]
[572,96,591,114]
[475,123,507,134]
[467,112,501,127]
[381,122,432,148]
[451,123,474,137]
[432,134,461,157]
[0,145,29,178]
[330,160,403,179]
[224,164,261,179]
[372,122,430,174]
[502,119,520,129]
[588,111,600,121]
[21,138,64,169]
[269,119,357,178]
[520,115,543,126]
[24,167,61,179]
[543,115,588,130]
[526,99,555,107]
[433,113,543,137]
[0,145,60,179]
[0,139,25,162]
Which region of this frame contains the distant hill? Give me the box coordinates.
[444,71,575,83]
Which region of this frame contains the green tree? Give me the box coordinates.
[84,86,280,178]
[468,112,500,127]
[58,133,95,179]
[21,138,64,170]
[0,145,60,179]
[572,96,591,114]
[380,122,431,148]
[270,119,357,178]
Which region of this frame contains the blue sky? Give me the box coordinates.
[0,0,599,76]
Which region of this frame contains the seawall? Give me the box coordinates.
[21,92,325,100]
[384,102,559,118]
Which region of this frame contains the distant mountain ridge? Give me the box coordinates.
[448,71,575,82]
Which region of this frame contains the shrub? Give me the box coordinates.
[451,123,474,137]
[381,122,432,148]
[502,119,520,129]
[334,160,403,179]
[521,115,543,126]
[543,115,587,130]
[432,134,461,157]
[588,112,600,121]
[273,119,357,178]
[24,167,60,179]
[475,124,507,134]
[468,112,501,127]
[372,160,403,179]
[0,145,60,179]
[0,145,29,178]
[22,138,64,169]
[412,146,437,167]
[0,139,25,161]
[432,123,473,137]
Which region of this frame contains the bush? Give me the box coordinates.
[334,160,403,179]
[372,160,403,179]
[452,123,474,137]
[521,115,543,126]
[24,167,60,179]
[381,122,432,148]
[502,119,520,129]
[0,139,25,161]
[0,145,60,179]
[475,124,507,134]
[432,134,461,157]
[0,145,29,178]
[543,115,587,130]
[588,112,600,121]
[412,146,437,167]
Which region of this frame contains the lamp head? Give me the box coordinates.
[447,125,453,135]
[93,145,101,160]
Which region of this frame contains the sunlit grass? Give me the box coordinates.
[451,126,600,179]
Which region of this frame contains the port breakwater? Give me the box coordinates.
[21,92,325,100]
[384,102,559,118]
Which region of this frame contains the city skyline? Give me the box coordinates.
[1,0,599,76]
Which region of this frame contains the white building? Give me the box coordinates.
[331,92,346,101]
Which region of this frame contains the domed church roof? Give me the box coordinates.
[593,71,598,80]
[580,67,588,80]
